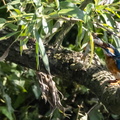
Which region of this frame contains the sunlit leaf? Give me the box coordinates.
[33,29,50,73]
[89,32,94,64]
[52,19,64,33]
[85,3,94,14]
[35,41,40,69]
[0,18,6,28]
[101,13,116,28]
[42,17,49,34]
[20,37,28,55]
[94,0,99,5]
[105,7,120,18]
[59,1,84,20]
[76,21,83,47]
[112,35,120,52]
[6,23,18,31]
[7,0,20,5]
[55,0,60,10]
[0,31,20,41]
[33,0,41,6]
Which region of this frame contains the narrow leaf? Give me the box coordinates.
[59,1,84,20]
[0,18,6,28]
[35,41,40,69]
[0,106,13,120]
[89,32,94,64]
[42,17,49,34]
[55,0,60,10]
[3,94,14,120]
[33,29,50,73]
[0,31,20,41]
[8,0,20,5]
[112,35,120,52]
[76,21,83,47]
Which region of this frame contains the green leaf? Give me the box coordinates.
[94,0,100,5]
[2,94,14,120]
[0,31,20,41]
[6,23,18,31]
[55,0,60,10]
[59,1,84,20]
[0,106,14,120]
[88,104,104,120]
[33,0,41,6]
[32,85,41,99]
[42,17,49,34]
[0,18,6,29]
[85,3,94,14]
[76,21,83,47]
[89,32,94,64]
[20,37,28,55]
[3,94,14,113]
[101,13,116,28]
[35,41,40,69]
[33,29,50,73]
[112,35,120,52]
[0,5,6,10]
[84,14,93,31]
[7,0,20,5]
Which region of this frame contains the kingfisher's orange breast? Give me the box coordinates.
[105,55,120,79]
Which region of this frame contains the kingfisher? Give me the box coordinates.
[94,38,120,81]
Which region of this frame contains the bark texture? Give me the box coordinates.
[0,30,120,115]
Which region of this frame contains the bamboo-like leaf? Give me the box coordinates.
[101,13,116,28]
[0,5,6,9]
[0,106,13,120]
[35,41,40,70]
[52,19,64,33]
[33,0,41,6]
[42,17,49,34]
[3,94,14,120]
[55,0,60,10]
[20,37,28,56]
[76,21,83,47]
[0,18,6,29]
[7,0,20,5]
[59,1,84,20]
[89,32,94,64]
[33,29,50,73]
[112,35,120,52]
[0,31,20,41]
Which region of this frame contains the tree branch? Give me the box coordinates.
[0,30,120,115]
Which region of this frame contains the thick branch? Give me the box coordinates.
[0,31,120,115]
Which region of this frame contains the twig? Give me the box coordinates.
[94,22,120,38]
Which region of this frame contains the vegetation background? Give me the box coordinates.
[0,0,120,119]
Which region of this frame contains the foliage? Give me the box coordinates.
[0,0,120,119]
